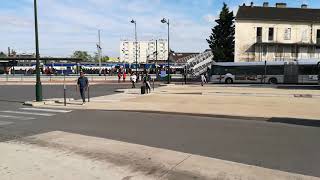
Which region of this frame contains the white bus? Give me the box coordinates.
[210,60,320,84]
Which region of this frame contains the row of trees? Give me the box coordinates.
[0,50,112,63]
[0,52,7,58]
[72,51,112,62]
[207,3,235,62]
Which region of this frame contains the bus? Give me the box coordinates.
[210,60,320,84]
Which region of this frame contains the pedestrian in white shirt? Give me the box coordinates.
[201,74,207,86]
[130,73,137,88]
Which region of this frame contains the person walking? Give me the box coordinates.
[130,73,137,88]
[201,74,207,86]
[77,72,89,105]
[123,71,127,82]
[117,71,122,83]
[144,73,151,93]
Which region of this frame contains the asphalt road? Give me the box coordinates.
[0,84,134,102]
[0,107,319,177]
[0,84,319,177]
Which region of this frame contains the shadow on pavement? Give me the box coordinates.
[268,117,320,127]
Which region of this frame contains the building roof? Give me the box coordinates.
[236,6,320,23]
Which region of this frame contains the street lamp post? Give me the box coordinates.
[131,20,138,79]
[34,0,42,101]
[161,18,170,84]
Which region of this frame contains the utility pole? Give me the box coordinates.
[131,19,138,80]
[34,0,42,102]
[161,18,170,84]
[155,40,158,78]
[97,30,102,76]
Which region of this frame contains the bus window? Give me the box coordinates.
[299,65,318,75]
[267,65,284,75]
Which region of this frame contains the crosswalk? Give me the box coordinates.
[0,108,72,127]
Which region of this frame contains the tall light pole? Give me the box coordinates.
[131,19,138,77]
[161,18,170,84]
[97,30,102,76]
[34,0,42,101]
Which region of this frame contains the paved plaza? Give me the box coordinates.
[0,83,319,179]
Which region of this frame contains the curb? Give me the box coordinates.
[24,98,75,107]
[100,109,269,121]
[23,101,56,107]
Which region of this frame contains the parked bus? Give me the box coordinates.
[210,60,320,84]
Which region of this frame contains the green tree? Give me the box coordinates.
[72,51,92,62]
[0,52,7,58]
[101,56,110,62]
[93,52,110,63]
[207,3,235,62]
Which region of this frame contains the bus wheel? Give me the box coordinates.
[268,78,278,84]
[225,78,233,84]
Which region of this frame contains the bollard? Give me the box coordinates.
[63,85,67,106]
[63,75,67,106]
[153,78,155,91]
[87,86,90,102]
[6,74,8,82]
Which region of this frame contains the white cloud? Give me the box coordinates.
[0,0,216,57]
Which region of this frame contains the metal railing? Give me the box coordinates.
[176,53,199,64]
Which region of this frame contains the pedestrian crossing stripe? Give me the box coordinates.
[0,114,35,120]
[20,108,72,113]
[0,121,13,126]
[1,111,55,117]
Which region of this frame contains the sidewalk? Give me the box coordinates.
[1,131,318,180]
[36,84,320,121]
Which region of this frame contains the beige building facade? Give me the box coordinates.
[235,3,320,62]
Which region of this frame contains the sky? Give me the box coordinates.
[0,0,317,57]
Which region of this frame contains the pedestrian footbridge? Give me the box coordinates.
[183,51,214,77]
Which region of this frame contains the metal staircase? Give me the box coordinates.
[184,51,214,77]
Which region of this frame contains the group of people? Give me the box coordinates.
[117,70,127,82]
[76,71,208,105]
[128,72,151,93]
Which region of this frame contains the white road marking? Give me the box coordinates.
[20,108,72,113]
[0,114,35,120]
[0,120,13,126]
[1,111,55,117]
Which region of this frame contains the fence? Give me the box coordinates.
[0,74,185,82]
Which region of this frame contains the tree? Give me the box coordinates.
[93,52,110,63]
[72,51,92,62]
[207,3,235,62]
[0,52,7,58]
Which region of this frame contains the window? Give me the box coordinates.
[299,65,318,75]
[302,29,308,42]
[317,30,320,44]
[267,65,284,75]
[268,28,274,41]
[256,27,262,42]
[284,28,291,40]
